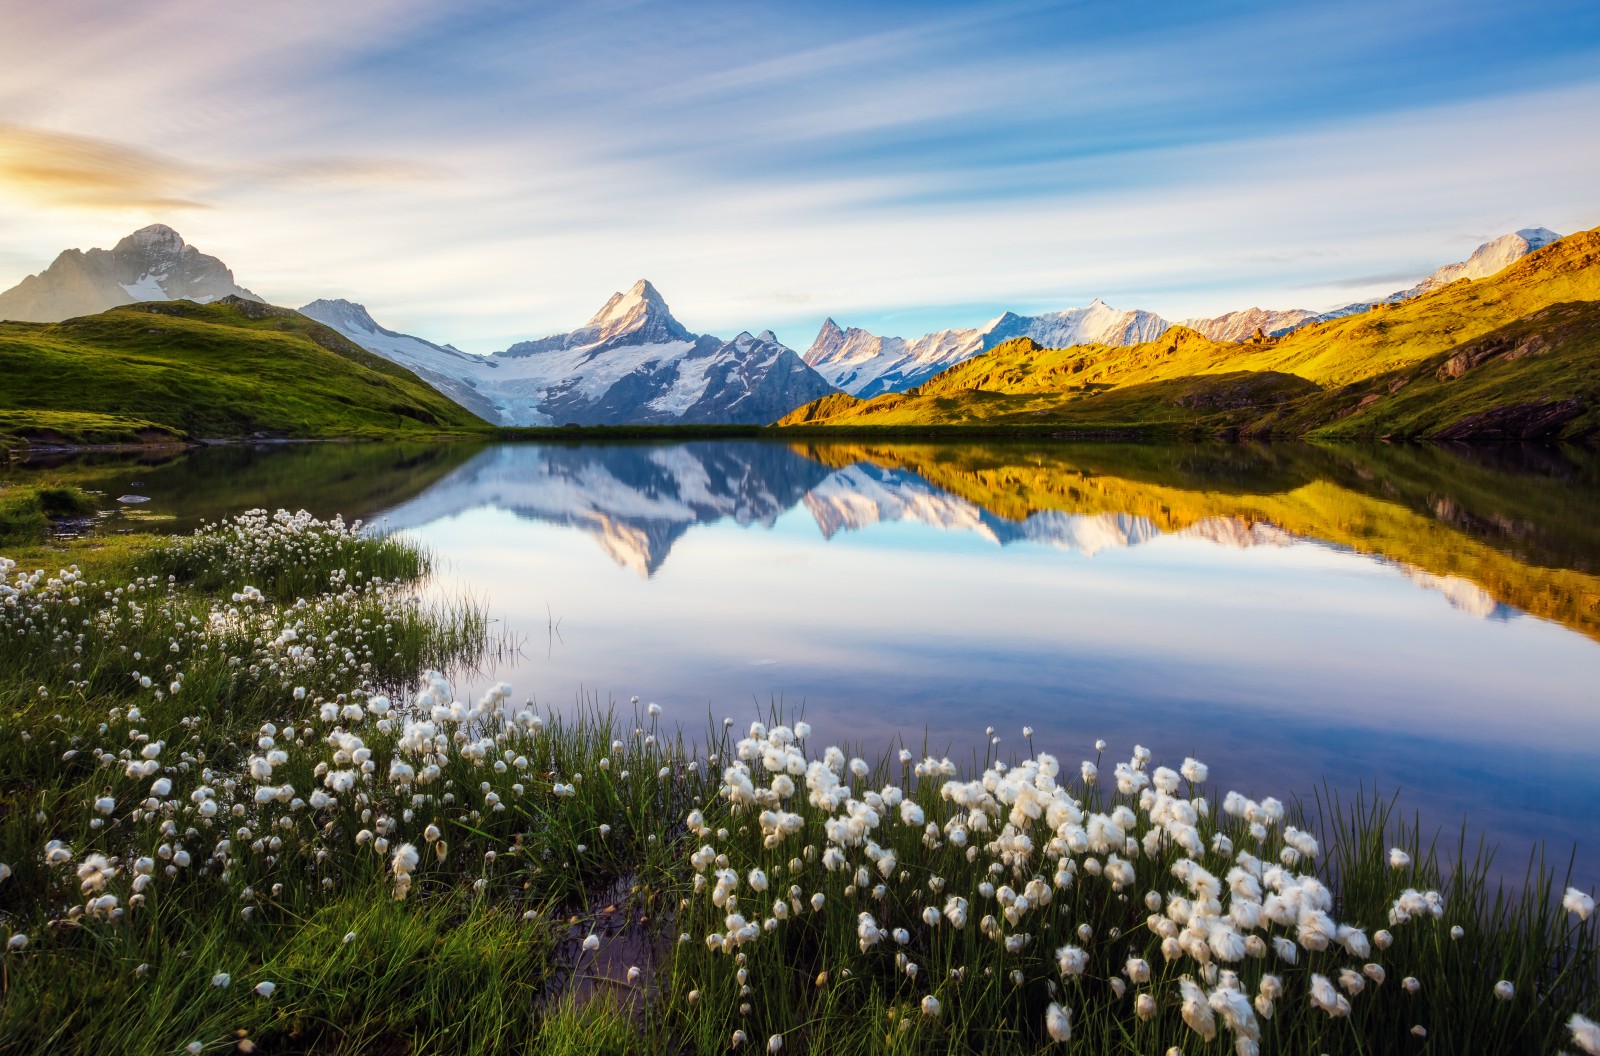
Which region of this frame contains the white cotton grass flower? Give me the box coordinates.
[582,934,600,952]
[767,1034,783,1053]
[1493,980,1514,1001]
[254,981,276,997]
[1569,1013,1600,1056]
[212,971,231,988]
[921,994,940,1017]
[1178,978,1216,1040]
[1045,1002,1072,1042]
[390,842,419,900]
[1564,887,1596,921]
[1308,973,1351,1018]
[1389,847,1412,869]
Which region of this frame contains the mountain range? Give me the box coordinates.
[0,222,1576,428]
[803,227,1563,396]
[782,225,1600,441]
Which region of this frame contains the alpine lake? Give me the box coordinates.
[10,438,1599,885]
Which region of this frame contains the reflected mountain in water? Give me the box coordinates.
[376,441,1588,633]
[380,443,832,576]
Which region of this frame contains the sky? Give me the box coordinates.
[2,0,1598,353]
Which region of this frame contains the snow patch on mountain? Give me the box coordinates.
[297,298,499,422]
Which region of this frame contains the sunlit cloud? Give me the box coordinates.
[0,124,211,211]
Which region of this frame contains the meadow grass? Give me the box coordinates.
[0,511,1596,1055]
[0,483,95,546]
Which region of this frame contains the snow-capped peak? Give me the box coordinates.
[586,279,665,327]
[573,278,692,346]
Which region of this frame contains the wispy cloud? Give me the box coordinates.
[0,122,452,213]
[0,124,211,211]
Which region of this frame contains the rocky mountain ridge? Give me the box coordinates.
[0,224,260,323]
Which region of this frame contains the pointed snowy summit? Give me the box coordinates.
[579,279,693,346]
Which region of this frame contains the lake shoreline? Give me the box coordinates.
[8,421,1599,460]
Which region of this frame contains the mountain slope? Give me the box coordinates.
[479,280,837,425]
[0,225,260,322]
[0,296,488,445]
[297,299,499,423]
[778,226,1600,440]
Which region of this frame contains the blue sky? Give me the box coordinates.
[1,0,1598,351]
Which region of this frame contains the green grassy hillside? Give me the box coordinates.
[0,297,490,448]
[779,226,1600,438]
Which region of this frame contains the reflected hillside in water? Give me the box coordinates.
[378,440,1600,640]
[797,442,1599,638]
[5,442,485,535]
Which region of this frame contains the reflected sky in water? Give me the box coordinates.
[374,441,1600,884]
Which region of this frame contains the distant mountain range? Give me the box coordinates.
[783,225,1600,442]
[805,227,1564,396]
[0,222,1571,424]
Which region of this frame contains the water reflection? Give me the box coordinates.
[377,441,1591,636]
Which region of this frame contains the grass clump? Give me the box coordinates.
[0,483,95,545]
[141,507,429,596]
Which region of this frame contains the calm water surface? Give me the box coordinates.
[13,440,1600,882]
